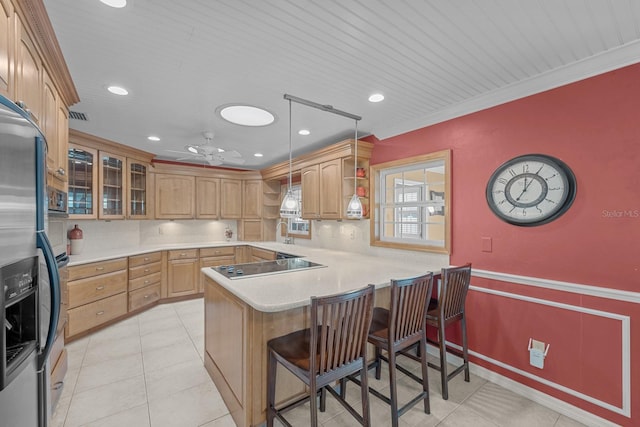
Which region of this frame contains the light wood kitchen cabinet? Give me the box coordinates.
[0,0,12,98]
[54,102,69,191]
[220,178,242,219]
[14,15,41,125]
[196,177,219,219]
[242,179,262,219]
[155,173,195,219]
[127,159,151,219]
[167,249,199,297]
[301,164,320,219]
[66,258,128,339]
[128,252,161,311]
[42,69,57,171]
[300,159,341,219]
[67,144,98,218]
[98,151,126,219]
[199,246,236,292]
[250,246,276,262]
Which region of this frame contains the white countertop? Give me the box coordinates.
[68,241,447,313]
[201,244,446,313]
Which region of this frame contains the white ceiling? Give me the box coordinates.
[43,0,640,170]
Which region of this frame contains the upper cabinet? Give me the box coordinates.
[261,139,373,221]
[155,173,195,219]
[220,178,242,219]
[242,179,262,219]
[14,15,41,124]
[68,130,153,220]
[0,0,12,98]
[98,151,126,219]
[128,159,151,219]
[196,177,219,219]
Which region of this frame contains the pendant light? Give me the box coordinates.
[280,98,300,218]
[346,119,363,219]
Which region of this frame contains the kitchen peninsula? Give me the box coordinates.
[201,245,447,427]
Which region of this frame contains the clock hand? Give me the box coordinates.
[516,176,528,201]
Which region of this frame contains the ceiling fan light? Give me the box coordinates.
[187,146,198,154]
[279,189,300,218]
[347,194,363,219]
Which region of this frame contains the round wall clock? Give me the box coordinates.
[486,154,577,226]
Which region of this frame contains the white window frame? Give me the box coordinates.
[370,150,451,254]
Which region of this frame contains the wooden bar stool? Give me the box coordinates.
[343,273,434,427]
[266,285,375,427]
[426,263,472,400]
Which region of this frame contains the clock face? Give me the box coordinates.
[486,154,576,226]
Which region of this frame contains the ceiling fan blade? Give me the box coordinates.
[221,157,245,165]
[165,149,189,154]
[206,158,223,166]
[222,150,242,158]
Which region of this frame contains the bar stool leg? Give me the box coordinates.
[359,360,371,426]
[374,346,382,380]
[309,376,319,427]
[388,349,399,427]
[320,387,326,412]
[438,321,449,400]
[266,350,277,427]
[462,316,470,382]
[420,332,431,414]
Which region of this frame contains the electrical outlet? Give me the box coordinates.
[158,226,163,235]
[529,339,548,369]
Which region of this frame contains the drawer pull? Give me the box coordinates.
[52,381,64,390]
[144,257,150,261]
[180,253,187,257]
[95,267,105,271]
[144,280,150,284]
[96,311,105,316]
[144,268,150,273]
[144,294,150,299]
[96,285,105,290]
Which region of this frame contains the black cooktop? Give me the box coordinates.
[212,258,326,280]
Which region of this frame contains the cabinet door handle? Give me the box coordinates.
[143,257,150,261]
[96,311,105,316]
[95,267,105,271]
[144,268,150,273]
[180,253,187,257]
[144,294,150,299]
[52,381,64,390]
[96,285,105,290]
[144,280,150,284]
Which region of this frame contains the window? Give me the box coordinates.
[281,185,311,239]
[371,150,450,253]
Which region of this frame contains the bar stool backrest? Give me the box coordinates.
[389,273,433,345]
[310,285,375,377]
[439,264,472,322]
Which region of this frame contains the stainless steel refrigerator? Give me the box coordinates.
[0,94,62,427]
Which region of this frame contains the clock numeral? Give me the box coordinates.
[545,198,556,204]
[545,173,558,181]
[498,178,507,185]
[498,199,508,205]
[493,190,504,194]
[536,205,542,213]
[508,168,516,177]
[548,187,561,191]
[522,163,529,173]
[522,209,526,216]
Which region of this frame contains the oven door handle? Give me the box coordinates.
[36,230,61,371]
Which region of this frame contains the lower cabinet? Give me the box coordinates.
[66,258,128,339]
[199,246,236,292]
[128,252,162,311]
[167,249,199,297]
[250,246,276,262]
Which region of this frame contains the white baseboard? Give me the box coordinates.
[425,344,622,427]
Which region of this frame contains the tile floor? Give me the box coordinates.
[50,298,588,427]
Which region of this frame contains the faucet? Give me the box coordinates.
[275,219,294,244]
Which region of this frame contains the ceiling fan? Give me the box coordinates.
[167,131,245,166]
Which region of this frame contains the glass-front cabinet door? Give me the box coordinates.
[127,159,150,219]
[68,145,98,218]
[99,151,126,219]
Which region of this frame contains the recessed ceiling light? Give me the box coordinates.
[99,0,127,8]
[147,136,160,142]
[107,85,128,96]
[298,129,310,136]
[254,153,264,157]
[368,93,384,103]
[219,105,275,127]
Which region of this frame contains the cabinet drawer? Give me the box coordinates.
[199,246,236,257]
[50,348,67,411]
[68,258,127,281]
[128,251,161,268]
[68,270,128,309]
[128,271,161,292]
[200,256,235,268]
[128,284,161,312]
[128,261,161,280]
[167,249,198,260]
[49,331,65,370]
[67,292,127,337]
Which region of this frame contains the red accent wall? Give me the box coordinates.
[368,63,640,426]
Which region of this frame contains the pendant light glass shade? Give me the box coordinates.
[280,99,300,218]
[346,119,363,219]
